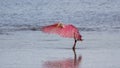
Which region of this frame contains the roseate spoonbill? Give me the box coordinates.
[43,49,82,68]
[41,22,82,49]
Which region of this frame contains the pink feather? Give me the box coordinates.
[41,23,82,41]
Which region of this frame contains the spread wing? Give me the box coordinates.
[41,23,81,39]
[41,23,62,34]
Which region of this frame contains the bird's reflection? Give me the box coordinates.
[43,49,82,68]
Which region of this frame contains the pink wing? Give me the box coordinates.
[41,23,82,40]
[41,23,62,34]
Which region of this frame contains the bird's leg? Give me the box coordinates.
[72,40,77,50]
[73,33,77,50]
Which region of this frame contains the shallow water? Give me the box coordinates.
[0,31,120,68]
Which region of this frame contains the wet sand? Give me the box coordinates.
[0,31,120,68]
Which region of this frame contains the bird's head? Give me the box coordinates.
[77,37,83,41]
[79,38,83,41]
[77,34,83,41]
